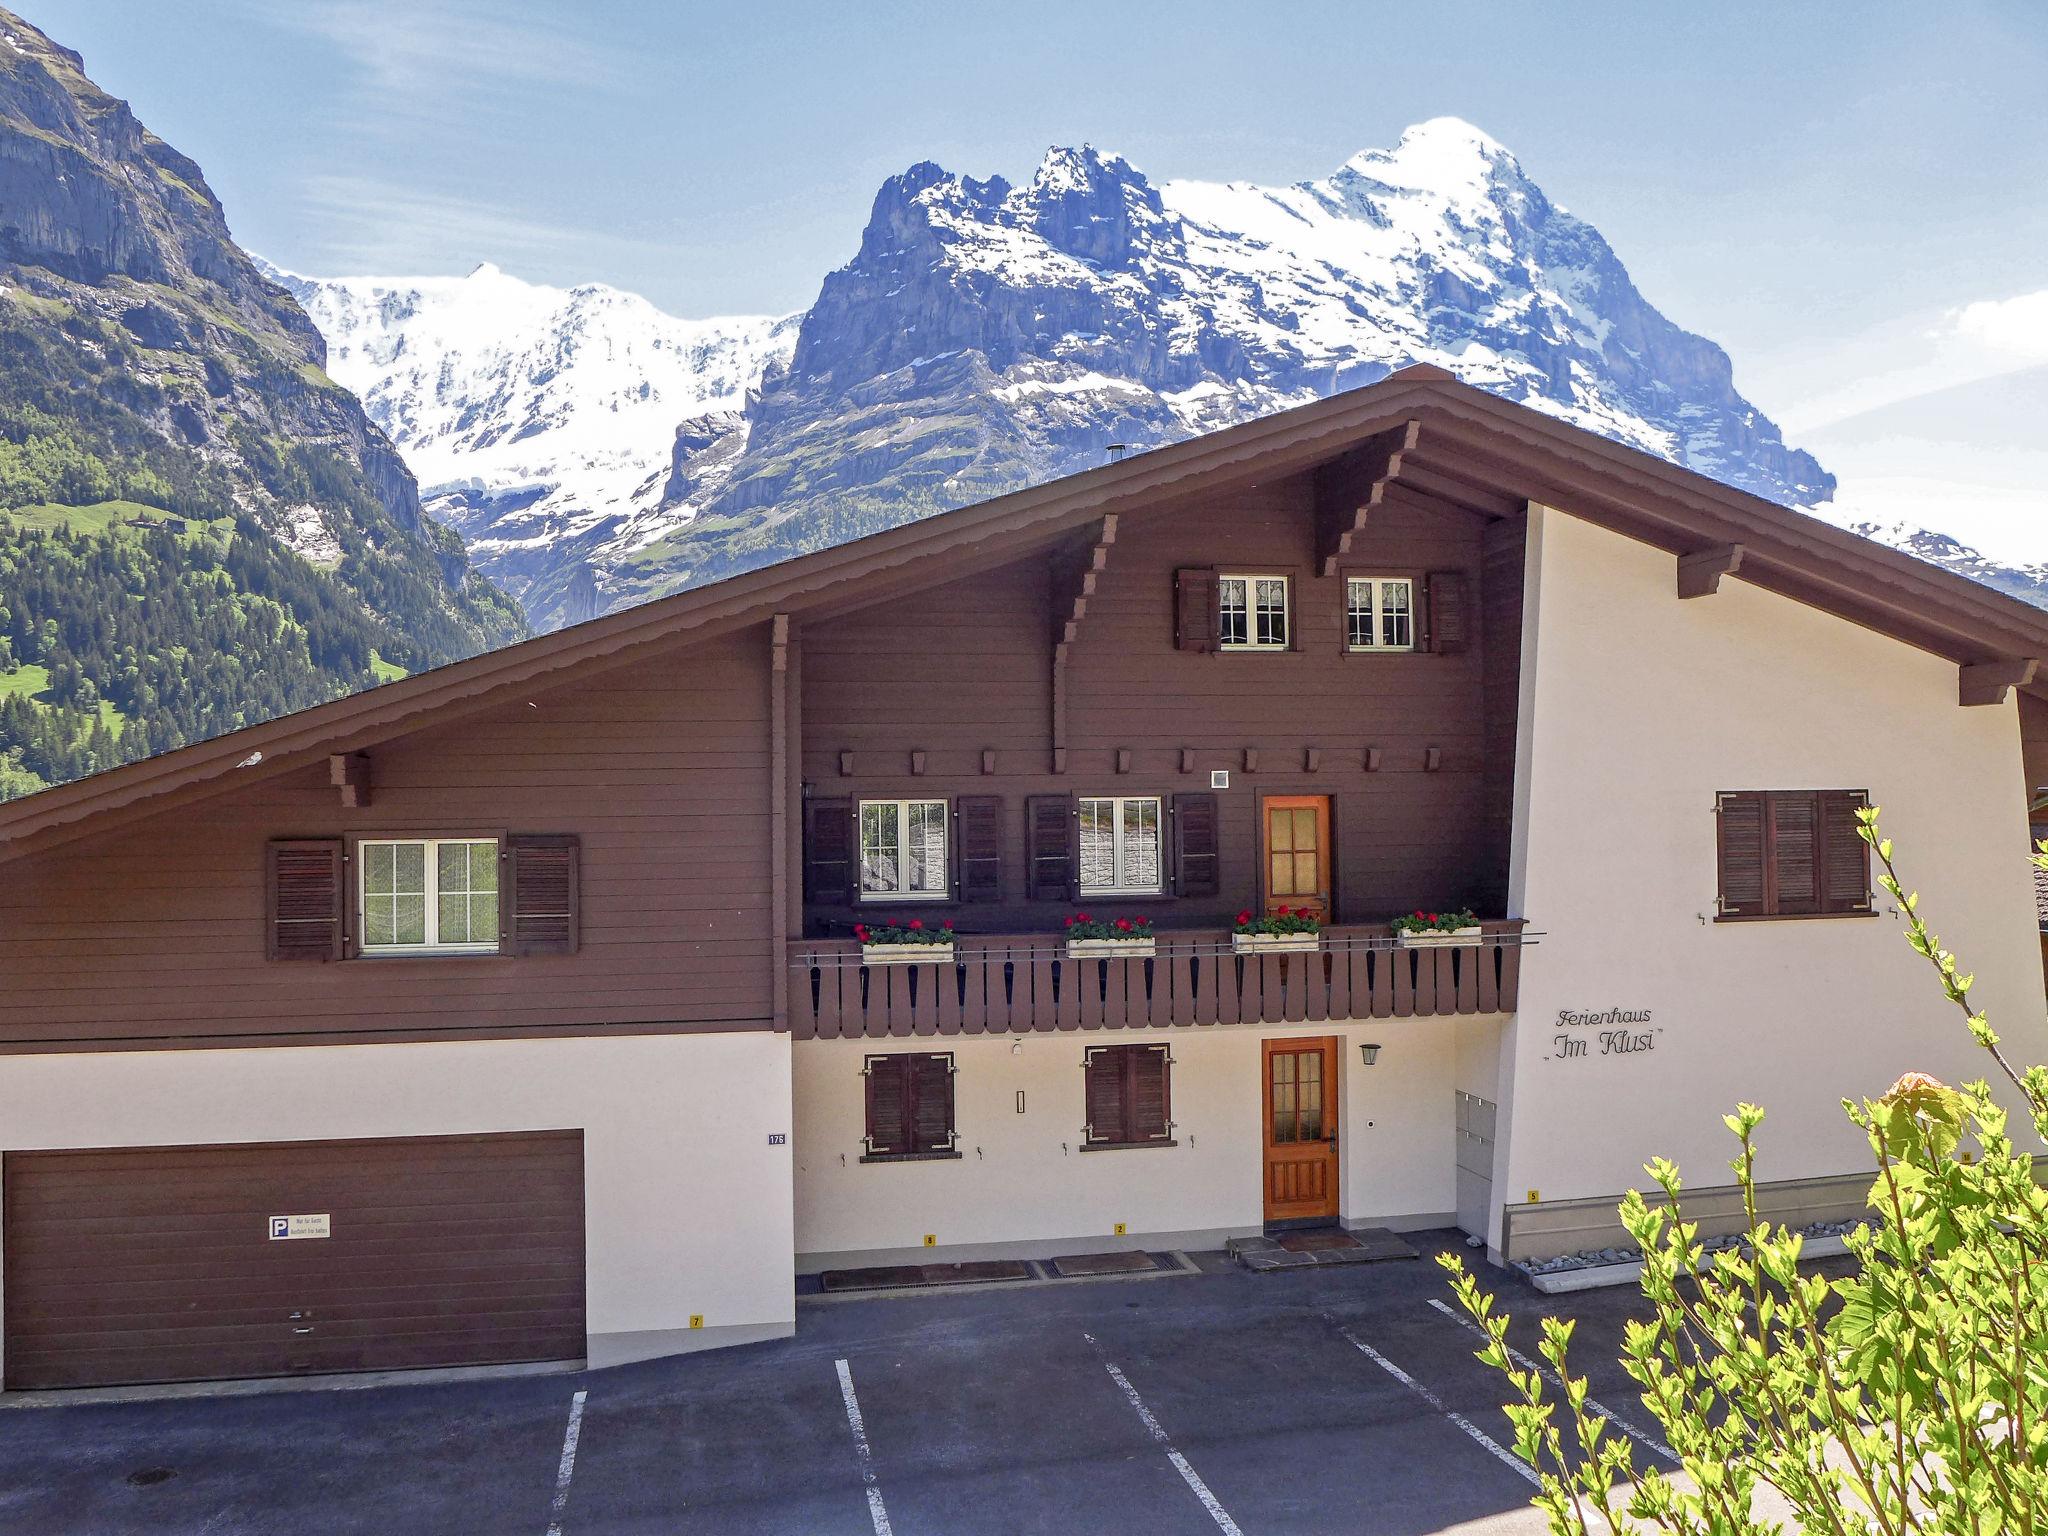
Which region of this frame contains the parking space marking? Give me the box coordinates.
[1322,1312,1539,1487]
[1426,1298,1678,1462]
[542,1387,588,1536]
[1082,1332,1245,1535]
[835,1358,895,1536]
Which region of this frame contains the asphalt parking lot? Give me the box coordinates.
[0,1232,1684,1535]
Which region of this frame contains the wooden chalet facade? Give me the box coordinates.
[2,366,2046,1390]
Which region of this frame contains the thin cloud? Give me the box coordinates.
[250,0,623,133]
[290,174,670,281]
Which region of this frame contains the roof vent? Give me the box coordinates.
[1105,442,1130,464]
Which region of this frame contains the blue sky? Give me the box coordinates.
[33,0,2048,556]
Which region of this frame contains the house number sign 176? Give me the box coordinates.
[1549,1007,1659,1062]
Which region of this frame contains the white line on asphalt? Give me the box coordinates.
[835,1358,895,1536]
[1082,1332,1244,1536]
[542,1387,588,1536]
[1323,1313,1540,1487]
[1425,1298,1679,1462]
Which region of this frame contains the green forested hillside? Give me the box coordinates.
[0,8,525,800]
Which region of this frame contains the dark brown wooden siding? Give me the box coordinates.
[3,1131,585,1390]
[0,630,775,1052]
[800,475,1518,933]
[1477,514,1528,914]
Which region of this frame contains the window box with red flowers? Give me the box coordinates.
[856,917,956,965]
[1391,909,1481,947]
[1231,906,1322,954]
[1063,912,1156,959]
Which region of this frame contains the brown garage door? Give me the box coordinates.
[3,1131,586,1390]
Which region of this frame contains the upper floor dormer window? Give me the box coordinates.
[1347,576,1415,651]
[859,798,949,900]
[1219,574,1289,650]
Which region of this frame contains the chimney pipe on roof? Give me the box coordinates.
[1105,442,1130,464]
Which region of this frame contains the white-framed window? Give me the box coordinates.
[359,837,498,953]
[1346,576,1415,651]
[1218,574,1289,650]
[859,799,949,900]
[1078,796,1163,895]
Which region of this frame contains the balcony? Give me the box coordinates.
[790,920,1531,1039]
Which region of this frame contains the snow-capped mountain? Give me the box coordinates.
[280,119,2040,628]
[265,260,796,623]
[627,120,1831,603]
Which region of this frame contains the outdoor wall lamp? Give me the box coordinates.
[1359,1042,1381,1066]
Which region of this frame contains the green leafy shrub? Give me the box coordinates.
[1442,805,2048,1533]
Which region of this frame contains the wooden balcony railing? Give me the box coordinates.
[790,920,1531,1039]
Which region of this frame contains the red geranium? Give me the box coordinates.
[1115,917,1132,931]
[1237,909,1253,924]
[907,918,923,931]
[941,920,954,930]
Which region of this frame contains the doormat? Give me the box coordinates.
[1049,1250,1160,1278]
[819,1260,1033,1293]
[1226,1227,1418,1271]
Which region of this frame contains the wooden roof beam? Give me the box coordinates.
[327,751,371,809]
[1960,658,2040,707]
[1313,419,1419,576]
[1677,544,1745,598]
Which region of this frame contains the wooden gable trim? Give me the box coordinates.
[1051,515,1119,771]
[1313,419,1419,576]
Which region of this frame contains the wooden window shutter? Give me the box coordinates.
[864,1056,909,1155]
[1025,793,1076,902]
[1171,792,1221,898]
[267,838,345,961]
[1767,792,1821,915]
[503,834,580,955]
[1131,1045,1171,1141]
[803,795,855,904]
[1716,793,1767,916]
[910,1054,956,1152]
[1083,1048,1127,1145]
[1174,567,1218,653]
[1818,791,1871,913]
[955,796,1003,904]
[1425,570,1471,655]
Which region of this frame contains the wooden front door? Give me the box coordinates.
[1262,1036,1339,1223]
[1263,795,1332,920]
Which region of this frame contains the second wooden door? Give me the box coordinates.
[1263,1036,1339,1223]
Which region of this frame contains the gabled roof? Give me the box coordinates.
[5,364,2047,863]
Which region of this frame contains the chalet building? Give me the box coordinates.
[3,365,2046,1392]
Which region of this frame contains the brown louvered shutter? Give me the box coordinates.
[1768,792,1820,915]
[910,1054,956,1152]
[503,834,580,955]
[864,1055,909,1155]
[1172,792,1221,897]
[1174,568,1218,653]
[803,796,855,904]
[1131,1045,1171,1142]
[1716,793,1767,916]
[267,839,345,961]
[1026,793,1076,902]
[1818,790,1871,913]
[1084,1047,1127,1145]
[956,796,1003,904]
[1426,570,1471,655]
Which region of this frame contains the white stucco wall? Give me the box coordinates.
[792,1017,1487,1267]
[1495,503,2047,1248]
[0,1033,796,1369]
